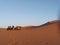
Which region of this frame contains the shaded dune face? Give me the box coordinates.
[0,20,60,45]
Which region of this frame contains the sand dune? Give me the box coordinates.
[0,20,60,45]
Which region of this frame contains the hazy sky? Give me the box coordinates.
[0,0,60,27]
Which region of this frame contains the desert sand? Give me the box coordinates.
[0,20,60,45]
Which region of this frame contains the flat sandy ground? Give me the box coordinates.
[0,22,60,45]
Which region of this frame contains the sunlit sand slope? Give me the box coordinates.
[0,20,60,45]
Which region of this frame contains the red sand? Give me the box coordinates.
[0,20,60,45]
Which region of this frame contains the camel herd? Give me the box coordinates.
[7,26,21,30]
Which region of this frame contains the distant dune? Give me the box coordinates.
[0,20,60,45]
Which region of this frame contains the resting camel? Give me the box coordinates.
[7,26,21,30]
[7,26,12,30]
[14,26,21,30]
[7,26,14,30]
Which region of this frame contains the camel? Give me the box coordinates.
[7,26,12,30]
[11,26,14,30]
[7,26,21,30]
[14,26,21,30]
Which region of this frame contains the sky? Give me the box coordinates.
[0,0,60,27]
